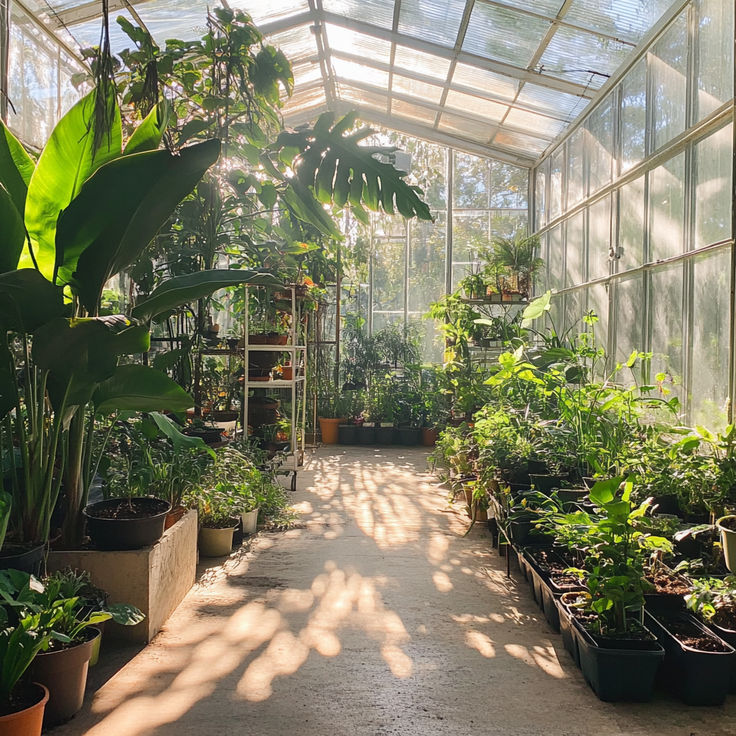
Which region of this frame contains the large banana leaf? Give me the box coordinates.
[131,268,281,321]
[123,103,169,155]
[56,139,221,313]
[274,112,432,224]
[0,269,66,332]
[0,186,25,274]
[93,365,194,413]
[22,89,122,280]
[148,411,215,458]
[0,121,34,217]
[32,316,150,409]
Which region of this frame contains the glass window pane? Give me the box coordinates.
[587,97,614,194]
[650,11,687,151]
[372,232,406,318]
[614,272,644,366]
[453,154,489,209]
[491,161,528,209]
[563,289,585,335]
[692,249,731,428]
[566,212,585,287]
[589,282,609,358]
[566,129,585,208]
[452,213,488,287]
[549,148,564,221]
[695,0,734,120]
[649,263,684,403]
[409,212,446,315]
[618,176,645,272]
[648,153,685,262]
[399,0,465,47]
[694,124,733,250]
[620,58,647,172]
[535,164,547,229]
[548,224,564,292]
[588,196,611,281]
[491,210,528,239]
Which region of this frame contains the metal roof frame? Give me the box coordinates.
[33,0,680,168]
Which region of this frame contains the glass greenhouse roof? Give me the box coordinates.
[32,0,679,165]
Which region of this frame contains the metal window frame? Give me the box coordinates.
[530,0,736,425]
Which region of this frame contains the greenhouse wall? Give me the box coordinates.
[365,137,528,360]
[532,0,735,428]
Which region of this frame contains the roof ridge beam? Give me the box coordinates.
[317,10,595,97]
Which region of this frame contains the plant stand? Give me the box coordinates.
[243,285,307,492]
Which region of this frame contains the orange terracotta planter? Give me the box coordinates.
[422,427,439,446]
[0,683,49,736]
[319,417,343,444]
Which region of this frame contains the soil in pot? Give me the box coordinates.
[646,610,734,705]
[644,566,690,608]
[0,682,49,735]
[84,497,171,550]
[30,627,99,726]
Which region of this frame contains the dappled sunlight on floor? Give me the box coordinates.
[55,447,736,736]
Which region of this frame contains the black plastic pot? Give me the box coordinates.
[338,424,358,444]
[645,611,734,705]
[556,598,581,666]
[375,425,396,445]
[529,474,566,493]
[573,620,664,701]
[650,493,680,516]
[526,459,548,474]
[0,543,45,575]
[556,487,589,510]
[356,425,376,445]
[396,427,421,446]
[700,618,736,692]
[83,497,171,550]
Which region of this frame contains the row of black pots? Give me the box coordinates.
[337,424,422,446]
[518,544,736,704]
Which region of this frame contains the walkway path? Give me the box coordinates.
[58,448,736,735]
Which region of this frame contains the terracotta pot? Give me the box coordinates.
[30,628,99,726]
[0,683,49,736]
[249,333,288,345]
[198,524,237,557]
[422,427,439,446]
[281,365,293,380]
[318,417,343,445]
[164,505,187,530]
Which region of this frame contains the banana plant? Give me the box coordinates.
[0,88,279,546]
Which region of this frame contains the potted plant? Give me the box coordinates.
[0,572,56,735]
[716,514,736,572]
[83,496,172,551]
[546,478,666,701]
[366,374,396,445]
[192,484,241,557]
[24,570,143,725]
[686,575,736,653]
[337,391,361,445]
[317,391,351,445]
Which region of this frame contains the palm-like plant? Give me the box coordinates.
[485,234,544,297]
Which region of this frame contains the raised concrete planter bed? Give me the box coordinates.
[48,510,197,643]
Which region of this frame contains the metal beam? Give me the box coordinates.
[331,48,572,123]
[308,11,595,98]
[476,0,636,46]
[51,0,153,28]
[325,98,537,166]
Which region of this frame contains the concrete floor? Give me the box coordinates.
[55,447,736,736]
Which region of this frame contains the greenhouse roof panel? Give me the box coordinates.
[42,0,680,166]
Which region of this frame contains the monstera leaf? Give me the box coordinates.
[272,112,432,234]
